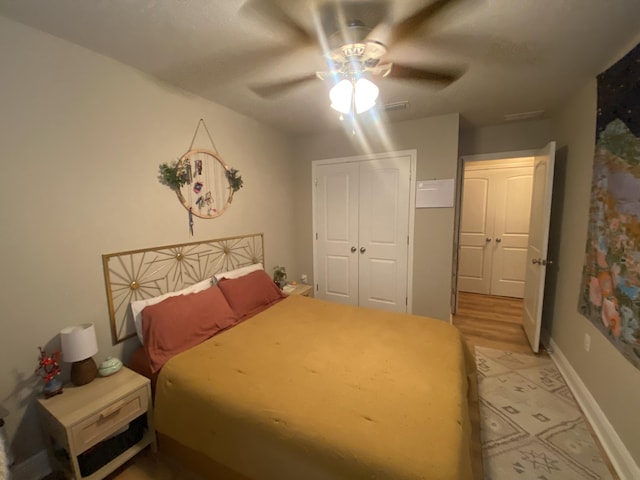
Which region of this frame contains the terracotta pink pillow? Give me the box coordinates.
[217,269,285,319]
[142,285,237,373]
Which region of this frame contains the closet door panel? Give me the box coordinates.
[315,163,359,305]
[491,168,533,298]
[458,175,492,294]
[358,158,410,312]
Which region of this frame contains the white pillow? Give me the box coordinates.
[131,277,213,344]
[214,263,264,281]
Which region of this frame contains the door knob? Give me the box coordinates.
[360,247,366,254]
[351,246,357,253]
[532,258,539,264]
[485,237,492,242]
[495,238,502,243]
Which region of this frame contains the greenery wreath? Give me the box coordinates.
[158,160,243,193]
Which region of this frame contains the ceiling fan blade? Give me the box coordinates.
[155,44,298,93]
[386,63,464,85]
[241,0,314,44]
[387,0,462,46]
[249,73,320,98]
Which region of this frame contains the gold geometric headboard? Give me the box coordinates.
[102,233,264,344]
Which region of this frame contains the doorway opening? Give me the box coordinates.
[452,143,556,353]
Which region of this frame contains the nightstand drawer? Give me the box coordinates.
[71,385,148,453]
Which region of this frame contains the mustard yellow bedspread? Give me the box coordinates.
[155,295,474,480]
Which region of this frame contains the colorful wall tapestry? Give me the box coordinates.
[578,42,640,370]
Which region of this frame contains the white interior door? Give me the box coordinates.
[458,173,492,294]
[314,162,359,306]
[358,158,410,312]
[491,167,533,297]
[522,142,556,352]
[314,154,411,312]
[458,163,533,298]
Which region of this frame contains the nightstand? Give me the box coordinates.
[287,283,313,297]
[37,367,156,480]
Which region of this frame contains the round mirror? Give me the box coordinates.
[175,148,235,219]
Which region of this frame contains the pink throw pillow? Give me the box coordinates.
[217,269,285,319]
[142,285,237,373]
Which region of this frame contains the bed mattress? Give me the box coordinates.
[154,295,474,479]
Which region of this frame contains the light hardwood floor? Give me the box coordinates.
[45,292,615,479]
[453,291,534,354]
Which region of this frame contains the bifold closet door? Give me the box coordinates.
[458,166,533,298]
[490,167,533,298]
[458,172,492,294]
[314,162,360,306]
[314,157,410,312]
[358,159,410,311]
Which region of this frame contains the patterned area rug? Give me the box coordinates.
[475,346,613,480]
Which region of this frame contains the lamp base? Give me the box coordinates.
[70,357,98,386]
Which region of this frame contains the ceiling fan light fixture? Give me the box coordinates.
[330,79,353,114]
[354,77,379,114]
[329,77,379,115]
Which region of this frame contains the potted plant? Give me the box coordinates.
[273,266,287,289]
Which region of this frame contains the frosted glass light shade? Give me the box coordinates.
[329,79,353,114]
[329,78,379,115]
[61,323,98,362]
[354,78,379,114]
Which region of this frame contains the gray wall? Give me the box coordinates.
[459,118,552,156]
[549,79,640,465]
[0,16,297,462]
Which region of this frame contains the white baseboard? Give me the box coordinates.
[549,339,640,480]
[10,449,51,480]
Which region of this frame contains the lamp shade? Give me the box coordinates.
[61,323,99,386]
[61,323,98,362]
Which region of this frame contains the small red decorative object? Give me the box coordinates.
[35,347,61,383]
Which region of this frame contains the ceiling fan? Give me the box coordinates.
[246,0,466,114]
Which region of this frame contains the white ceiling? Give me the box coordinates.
[1,0,639,134]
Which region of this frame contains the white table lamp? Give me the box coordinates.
[61,323,99,386]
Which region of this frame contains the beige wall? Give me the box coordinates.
[293,114,460,320]
[549,79,640,464]
[0,16,297,462]
[459,118,551,156]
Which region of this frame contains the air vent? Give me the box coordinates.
[382,101,409,112]
[504,110,544,121]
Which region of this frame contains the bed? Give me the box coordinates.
[102,234,475,480]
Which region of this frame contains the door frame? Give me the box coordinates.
[452,148,538,314]
[311,150,417,312]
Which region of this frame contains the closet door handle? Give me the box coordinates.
[360,247,366,254]
[495,238,502,243]
[351,246,357,253]
[485,237,492,242]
